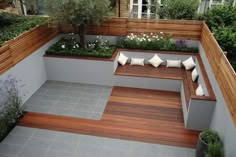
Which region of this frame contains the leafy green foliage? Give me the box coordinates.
[0,75,23,141]
[121,33,198,52]
[201,129,220,144]
[213,27,236,53]
[45,0,111,47]
[45,36,115,58]
[204,5,236,30]
[203,5,236,70]
[0,13,48,46]
[157,0,199,20]
[205,142,224,157]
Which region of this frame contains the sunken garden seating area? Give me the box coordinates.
[1,19,236,154]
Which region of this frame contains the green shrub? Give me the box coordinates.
[46,35,116,58]
[213,27,236,53]
[205,142,224,157]
[158,0,199,20]
[204,5,236,30]
[201,129,220,144]
[0,75,23,141]
[121,33,198,52]
[0,13,48,46]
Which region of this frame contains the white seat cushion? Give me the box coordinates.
[166,60,181,68]
[195,84,205,96]
[148,54,164,67]
[182,57,196,70]
[130,58,145,66]
[117,53,128,66]
[191,68,199,82]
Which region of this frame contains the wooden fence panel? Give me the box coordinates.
[201,22,236,125]
[0,24,58,75]
[60,18,203,40]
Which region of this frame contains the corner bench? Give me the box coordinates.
[114,49,216,131]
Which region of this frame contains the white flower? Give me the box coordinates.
[61,45,65,49]
[76,44,79,48]
[150,33,153,35]
[73,46,76,49]
[160,32,163,34]
[148,39,151,42]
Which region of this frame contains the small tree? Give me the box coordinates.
[45,0,111,48]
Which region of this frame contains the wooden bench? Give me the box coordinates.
[114,50,216,130]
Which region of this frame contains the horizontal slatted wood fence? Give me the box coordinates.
[201,23,236,125]
[61,18,203,40]
[0,24,58,75]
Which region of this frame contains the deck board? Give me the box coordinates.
[19,86,200,148]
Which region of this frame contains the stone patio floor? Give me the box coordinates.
[0,126,195,157]
[0,81,196,157]
[23,81,112,120]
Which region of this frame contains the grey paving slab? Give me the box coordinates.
[46,150,74,157]
[49,141,77,153]
[10,126,36,137]
[2,134,29,145]
[24,137,52,149]
[0,126,195,157]
[0,143,23,156]
[100,148,133,157]
[74,143,101,157]
[23,81,111,120]
[32,129,56,140]
[17,146,47,157]
[0,154,17,157]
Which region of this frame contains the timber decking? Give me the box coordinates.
[19,86,200,148]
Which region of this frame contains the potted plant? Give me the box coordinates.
[196,129,221,157]
[205,142,224,157]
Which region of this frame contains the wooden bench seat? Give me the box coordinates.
[114,50,216,131]
[115,54,216,108]
[115,64,184,80]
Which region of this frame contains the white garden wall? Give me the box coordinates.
[0,35,61,104]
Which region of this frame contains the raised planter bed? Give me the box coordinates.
[0,24,58,75]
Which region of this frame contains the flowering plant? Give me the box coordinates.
[88,35,110,50]
[122,32,172,50]
[121,32,198,53]
[46,34,115,58]
[0,75,23,141]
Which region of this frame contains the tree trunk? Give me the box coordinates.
[79,24,86,48]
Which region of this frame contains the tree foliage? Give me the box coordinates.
[45,0,111,47]
[204,5,236,30]
[157,0,199,20]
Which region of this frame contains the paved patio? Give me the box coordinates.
[23,81,112,120]
[9,81,198,157]
[0,126,195,157]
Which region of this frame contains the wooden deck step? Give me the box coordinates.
[19,86,200,148]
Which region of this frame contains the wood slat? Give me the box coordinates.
[20,87,200,148]
[201,22,236,126]
[61,18,203,40]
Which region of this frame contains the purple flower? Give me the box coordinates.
[176,40,187,48]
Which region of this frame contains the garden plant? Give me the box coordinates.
[0,75,24,141]
[46,34,116,58]
[45,0,111,48]
[121,32,198,52]
[0,12,48,46]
